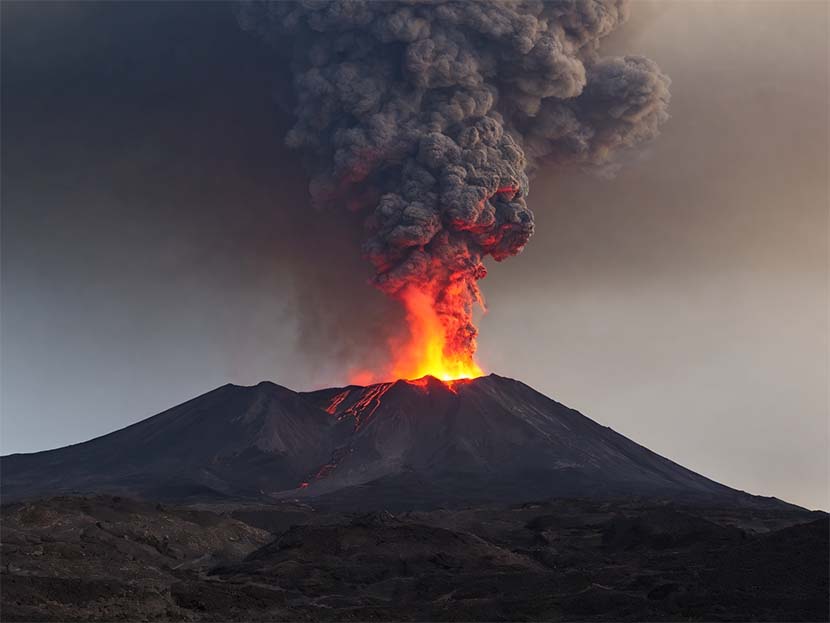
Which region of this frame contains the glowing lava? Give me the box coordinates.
[348,280,484,386]
[389,284,484,382]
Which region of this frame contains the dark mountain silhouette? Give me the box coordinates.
[1,382,340,502]
[2,375,824,621]
[0,374,792,509]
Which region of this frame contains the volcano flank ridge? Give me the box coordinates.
[0,374,796,511]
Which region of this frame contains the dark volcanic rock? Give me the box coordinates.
[1,382,343,502]
[0,495,271,621]
[1,496,825,622]
[0,375,798,510]
[601,507,745,550]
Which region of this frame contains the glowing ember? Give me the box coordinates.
[405,376,473,394]
[333,383,394,427]
[324,390,351,415]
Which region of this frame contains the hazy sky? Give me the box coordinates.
[2,1,827,510]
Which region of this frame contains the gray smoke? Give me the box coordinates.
[236,0,670,364]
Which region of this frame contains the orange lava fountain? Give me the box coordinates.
[389,284,484,382]
[347,280,486,386]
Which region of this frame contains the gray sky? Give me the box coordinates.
[2,1,827,510]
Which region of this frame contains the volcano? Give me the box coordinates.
[0,375,785,509]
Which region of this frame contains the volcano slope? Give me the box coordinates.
[0,374,795,509]
[2,375,827,622]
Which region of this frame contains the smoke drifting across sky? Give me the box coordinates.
[236,1,670,375]
[1,1,826,509]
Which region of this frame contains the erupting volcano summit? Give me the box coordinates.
[1,374,772,511]
[236,0,671,381]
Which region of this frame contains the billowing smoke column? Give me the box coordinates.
[237,0,670,381]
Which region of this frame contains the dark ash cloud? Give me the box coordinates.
[238,0,671,365]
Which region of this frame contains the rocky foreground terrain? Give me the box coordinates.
[2,495,827,622]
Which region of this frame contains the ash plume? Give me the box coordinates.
[236,0,670,368]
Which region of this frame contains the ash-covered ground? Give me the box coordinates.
[2,494,826,622]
